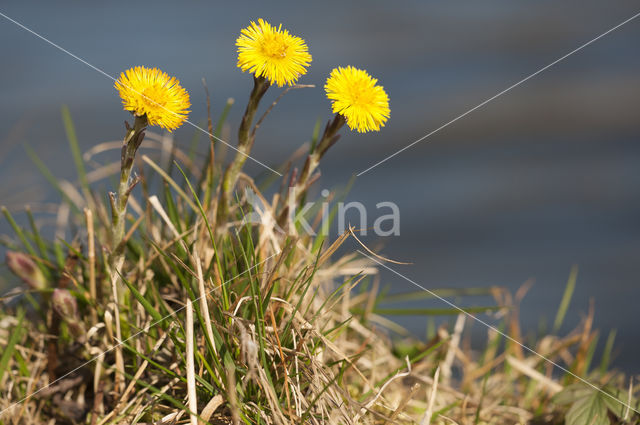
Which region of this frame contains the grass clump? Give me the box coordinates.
[0,18,638,425]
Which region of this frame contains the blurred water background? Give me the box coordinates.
[1,1,639,373]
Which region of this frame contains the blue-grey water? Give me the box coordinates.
[1,1,639,373]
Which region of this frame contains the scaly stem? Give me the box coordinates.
[296,114,345,194]
[217,76,269,227]
[112,114,147,259]
[277,114,345,229]
[109,113,147,394]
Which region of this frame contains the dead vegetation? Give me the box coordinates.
[0,99,638,425]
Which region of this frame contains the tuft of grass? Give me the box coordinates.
[0,93,636,425]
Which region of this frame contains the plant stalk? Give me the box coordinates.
[112,114,147,259]
[109,113,147,393]
[277,113,345,229]
[217,76,269,226]
[295,113,345,197]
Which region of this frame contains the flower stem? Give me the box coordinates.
[217,76,269,226]
[109,113,147,394]
[112,114,147,258]
[277,114,345,229]
[295,114,345,200]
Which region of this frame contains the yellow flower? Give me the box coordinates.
[115,66,191,131]
[236,19,312,87]
[324,66,390,133]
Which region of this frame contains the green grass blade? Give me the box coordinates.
[2,207,37,257]
[599,329,616,375]
[309,117,322,154]
[553,265,578,333]
[0,309,25,383]
[24,144,81,213]
[354,306,502,316]
[25,207,50,262]
[61,105,89,193]
[199,97,234,203]
[187,124,203,162]
[380,287,495,304]
[142,155,197,211]
[118,271,164,324]
[53,240,66,268]
[174,161,228,310]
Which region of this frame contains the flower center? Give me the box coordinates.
[261,36,288,59]
[142,85,168,109]
[347,81,374,108]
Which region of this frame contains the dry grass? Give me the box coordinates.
[0,100,637,425]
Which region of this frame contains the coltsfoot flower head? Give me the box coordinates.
[237,18,312,87]
[115,66,191,131]
[325,66,390,133]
